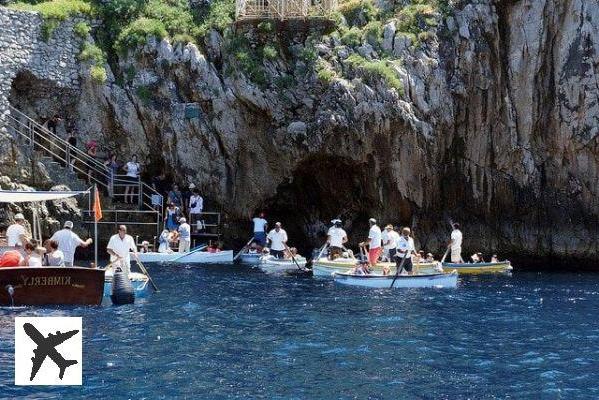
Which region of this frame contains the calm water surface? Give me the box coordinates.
[1,265,599,399]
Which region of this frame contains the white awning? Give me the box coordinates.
[0,190,89,203]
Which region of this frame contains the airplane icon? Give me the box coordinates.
[23,322,79,381]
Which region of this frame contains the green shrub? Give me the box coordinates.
[337,0,377,27]
[41,20,60,41]
[143,0,194,36]
[340,26,362,47]
[172,34,195,45]
[262,45,278,61]
[136,85,152,104]
[317,68,336,84]
[274,75,294,89]
[300,46,317,64]
[114,17,167,53]
[90,65,107,84]
[396,3,437,35]
[347,54,403,93]
[79,42,105,64]
[363,20,383,47]
[257,21,274,33]
[196,0,235,37]
[73,21,90,38]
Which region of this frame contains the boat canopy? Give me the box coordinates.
[0,190,89,203]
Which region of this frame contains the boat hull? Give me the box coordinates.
[239,253,261,265]
[441,261,512,274]
[312,258,439,277]
[0,267,104,306]
[138,250,233,264]
[258,256,307,274]
[334,271,458,289]
[103,272,151,298]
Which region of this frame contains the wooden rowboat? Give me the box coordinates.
[0,267,104,306]
[258,255,307,274]
[441,261,512,274]
[312,257,439,277]
[334,270,458,289]
[103,270,151,299]
[138,250,233,264]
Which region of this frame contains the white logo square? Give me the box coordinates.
[14,317,82,385]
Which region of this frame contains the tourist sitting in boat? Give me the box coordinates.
[6,213,27,247]
[50,220,92,267]
[21,241,45,267]
[158,229,173,253]
[139,241,150,253]
[425,253,435,263]
[350,259,371,275]
[164,203,182,231]
[267,222,288,259]
[178,218,191,253]
[0,249,23,267]
[248,242,260,254]
[43,239,65,266]
[491,254,498,263]
[107,225,138,275]
[207,242,222,253]
[284,247,298,260]
[471,253,484,263]
[327,219,347,260]
[396,227,416,275]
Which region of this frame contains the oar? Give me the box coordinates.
[133,253,159,292]
[171,244,208,262]
[315,243,328,261]
[440,245,450,263]
[284,244,306,272]
[390,251,410,289]
[233,237,254,261]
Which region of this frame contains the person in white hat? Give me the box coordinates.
[177,217,191,253]
[50,221,92,267]
[6,213,28,247]
[326,219,347,259]
[360,218,382,266]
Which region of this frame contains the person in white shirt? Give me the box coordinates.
[189,188,204,229]
[107,225,138,275]
[396,227,416,274]
[382,224,400,261]
[158,229,173,253]
[266,222,288,259]
[178,218,191,253]
[491,254,498,263]
[252,212,268,248]
[44,239,65,266]
[360,218,382,266]
[123,154,141,204]
[327,219,347,259]
[6,213,27,247]
[449,223,464,263]
[50,221,92,267]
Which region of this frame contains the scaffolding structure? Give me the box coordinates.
[235,0,337,20]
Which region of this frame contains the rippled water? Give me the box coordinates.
[1,265,599,399]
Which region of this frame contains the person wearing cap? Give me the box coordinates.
[6,213,28,247]
[139,241,150,254]
[266,222,288,259]
[50,221,93,267]
[107,225,137,275]
[326,219,347,259]
[425,253,435,263]
[382,224,399,261]
[491,254,498,263]
[360,218,382,266]
[177,217,191,253]
[396,227,416,274]
[449,223,464,263]
[252,212,268,248]
[188,186,204,229]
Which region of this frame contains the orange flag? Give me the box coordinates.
[93,188,103,222]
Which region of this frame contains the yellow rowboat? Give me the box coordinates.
[441,261,513,274]
[312,257,440,277]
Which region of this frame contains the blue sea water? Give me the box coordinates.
[1,265,599,399]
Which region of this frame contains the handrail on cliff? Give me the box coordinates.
[4,105,163,223]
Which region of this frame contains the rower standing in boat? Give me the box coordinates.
[266,222,288,259]
[252,212,268,249]
[382,224,400,261]
[396,227,416,275]
[361,218,382,267]
[107,225,138,275]
[6,213,27,247]
[449,223,464,263]
[327,219,347,259]
[178,218,191,253]
[50,221,92,267]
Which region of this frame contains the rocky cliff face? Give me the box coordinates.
[2,0,598,258]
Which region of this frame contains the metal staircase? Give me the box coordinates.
[3,105,163,238]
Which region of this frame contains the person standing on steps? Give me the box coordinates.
[252,212,268,248]
[50,221,92,267]
[86,140,98,184]
[66,129,77,172]
[123,154,141,205]
[104,154,120,198]
[164,203,182,231]
[449,223,464,263]
[167,184,183,209]
[189,187,204,230]
[266,222,288,259]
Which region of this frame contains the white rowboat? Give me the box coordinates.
[333,270,458,289]
[238,252,262,265]
[138,250,233,264]
[258,255,307,274]
[312,257,440,277]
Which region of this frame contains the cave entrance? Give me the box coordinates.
[261,155,382,254]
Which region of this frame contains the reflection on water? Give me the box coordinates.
[1,265,599,398]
